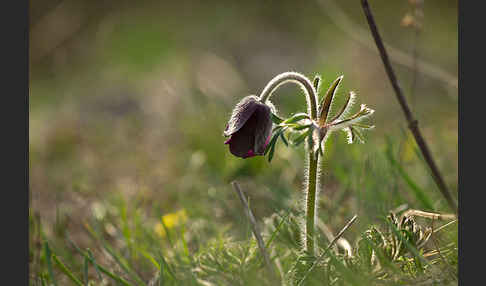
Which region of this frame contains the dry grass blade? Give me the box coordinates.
[402,209,456,221]
[231,181,277,282]
[433,219,458,234]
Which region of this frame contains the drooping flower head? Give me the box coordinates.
[224,95,273,158]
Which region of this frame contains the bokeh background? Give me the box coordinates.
[29,0,457,283]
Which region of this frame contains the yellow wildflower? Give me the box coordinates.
[154,209,188,237]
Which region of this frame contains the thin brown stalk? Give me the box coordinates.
[433,219,458,234]
[360,0,457,214]
[231,181,277,281]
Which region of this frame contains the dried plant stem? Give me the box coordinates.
[305,152,319,255]
[231,181,276,280]
[402,209,456,221]
[360,0,457,214]
[433,219,457,233]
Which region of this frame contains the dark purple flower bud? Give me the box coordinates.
[224,95,273,158]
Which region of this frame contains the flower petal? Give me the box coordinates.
[252,104,273,155]
[224,95,260,137]
[226,112,258,158]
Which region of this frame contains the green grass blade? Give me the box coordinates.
[52,254,84,286]
[85,223,147,286]
[100,240,147,286]
[180,225,190,259]
[87,249,103,281]
[83,249,133,286]
[265,212,291,250]
[89,258,133,286]
[158,251,176,281]
[40,274,48,286]
[67,234,132,286]
[43,241,57,286]
[136,247,160,270]
[83,255,89,286]
[159,263,164,286]
[386,149,434,210]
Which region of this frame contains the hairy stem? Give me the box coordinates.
[259,72,320,255]
[305,150,319,255]
[259,72,318,120]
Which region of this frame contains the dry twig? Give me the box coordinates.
[231,181,277,282]
[360,0,457,214]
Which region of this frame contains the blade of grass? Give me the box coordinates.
[52,254,83,286]
[40,274,48,286]
[101,240,147,286]
[158,255,164,286]
[386,149,434,210]
[66,234,102,282]
[75,247,133,286]
[43,241,57,286]
[158,251,176,282]
[87,249,103,281]
[265,211,291,250]
[180,225,190,259]
[83,255,89,286]
[87,257,133,286]
[135,247,160,270]
[69,229,134,286]
[84,222,147,286]
[231,181,278,283]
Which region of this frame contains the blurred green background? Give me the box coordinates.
[29,0,457,284]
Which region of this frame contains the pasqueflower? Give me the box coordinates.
[224,95,273,158]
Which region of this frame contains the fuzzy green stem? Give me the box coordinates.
[306,150,319,255]
[258,72,318,120]
[259,72,320,255]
